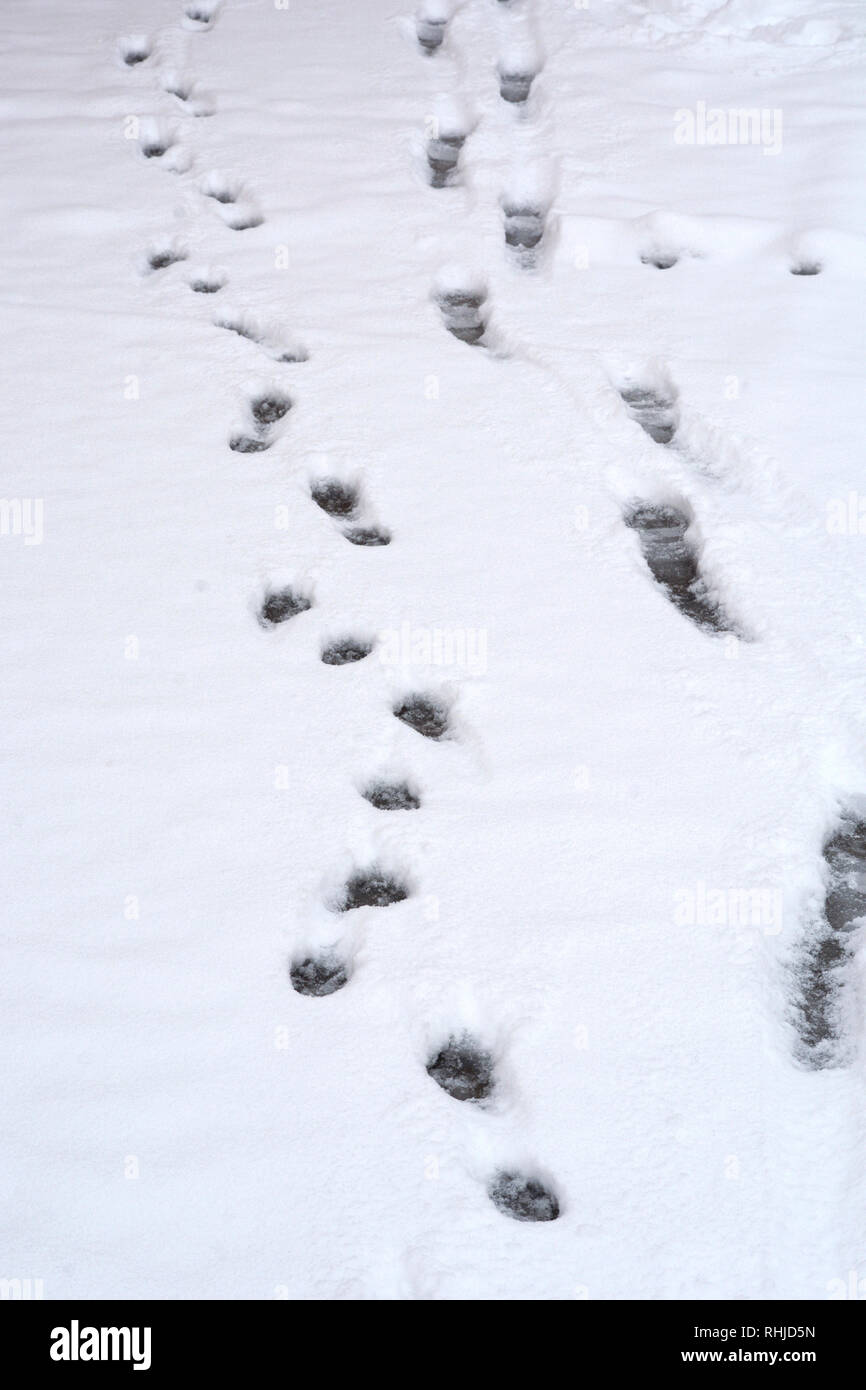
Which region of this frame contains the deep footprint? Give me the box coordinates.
[337,869,409,911]
[624,503,731,634]
[321,637,373,666]
[343,525,391,547]
[488,1173,560,1223]
[504,205,544,253]
[250,393,291,426]
[394,694,450,740]
[437,290,486,345]
[428,133,465,188]
[499,70,535,103]
[362,780,420,811]
[417,17,447,54]
[148,247,187,271]
[427,1035,494,1101]
[794,815,866,1068]
[791,262,822,276]
[190,278,223,293]
[229,434,271,454]
[121,37,151,66]
[291,953,348,997]
[640,252,679,270]
[619,385,678,444]
[311,478,359,518]
[258,587,312,627]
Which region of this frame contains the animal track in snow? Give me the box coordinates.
[120,35,151,66]
[791,261,822,276]
[336,868,410,912]
[623,502,733,635]
[641,251,680,270]
[138,120,177,160]
[290,953,348,997]
[394,694,450,740]
[343,524,391,547]
[189,269,226,293]
[183,1,221,31]
[202,171,241,204]
[163,71,215,116]
[321,637,374,666]
[488,1172,560,1223]
[361,779,421,811]
[416,8,448,55]
[794,814,866,1069]
[230,390,291,452]
[427,1035,494,1101]
[215,310,308,363]
[619,383,679,444]
[258,586,312,628]
[146,241,187,272]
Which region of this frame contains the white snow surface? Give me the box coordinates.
[2,0,866,1299]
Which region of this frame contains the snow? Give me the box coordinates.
[2,0,865,1299]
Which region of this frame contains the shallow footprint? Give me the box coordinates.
[290,953,348,997]
[343,524,391,547]
[499,69,535,103]
[437,289,486,345]
[417,16,447,54]
[120,35,152,66]
[503,205,544,254]
[427,132,465,188]
[362,780,420,811]
[791,262,822,276]
[258,586,312,627]
[427,1035,494,1101]
[488,1172,560,1222]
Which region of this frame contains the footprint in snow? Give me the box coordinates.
[163,72,215,116]
[623,501,736,636]
[503,204,545,262]
[794,813,866,1069]
[361,779,421,811]
[394,694,451,741]
[619,382,679,444]
[791,261,822,276]
[182,1,221,31]
[290,953,348,997]
[188,268,226,294]
[258,586,312,628]
[427,1035,494,1101]
[427,130,466,189]
[640,250,680,270]
[311,477,360,519]
[343,524,391,547]
[145,241,187,272]
[488,1172,560,1223]
[321,637,374,666]
[417,14,447,54]
[215,310,308,363]
[436,287,487,345]
[335,868,410,912]
[229,390,292,453]
[120,35,152,66]
[138,120,176,160]
[498,67,536,104]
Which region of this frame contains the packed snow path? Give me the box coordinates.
[2,0,866,1298]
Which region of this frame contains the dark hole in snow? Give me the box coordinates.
[185,3,219,24]
[258,587,312,627]
[488,1173,560,1223]
[123,46,150,66]
[343,525,391,547]
[229,434,271,454]
[290,954,348,997]
[148,249,186,271]
[504,206,544,251]
[141,141,170,159]
[427,1036,494,1102]
[417,18,446,53]
[624,503,730,634]
[311,478,359,518]
[619,385,678,444]
[791,263,821,276]
[338,869,409,912]
[499,71,534,103]
[205,187,236,205]
[428,134,465,188]
[251,394,291,426]
[190,280,223,294]
[166,80,192,101]
[321,637,373,666]
[640,252,679,270]
[362,780,421,811]
[394,694,450,740]
[437,290,486,345]
[277,347,309,363]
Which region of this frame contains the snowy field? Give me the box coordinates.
[2,0,866,1300]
